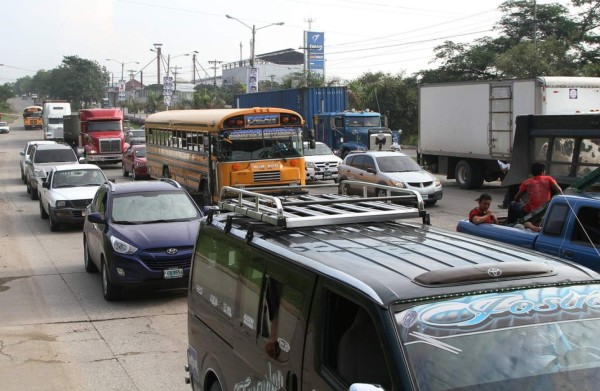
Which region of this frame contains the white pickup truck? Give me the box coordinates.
[38,164,107,231]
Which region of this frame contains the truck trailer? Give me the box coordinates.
[43,100,71,140]
[418,76,600,189]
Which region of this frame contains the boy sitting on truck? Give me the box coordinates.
[469,193,498,224]
[508,162,562,224]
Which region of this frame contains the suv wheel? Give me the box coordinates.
[31,187,39,200]
[102,260,121,301]
[83,238,98,273]
[26,180,31,194]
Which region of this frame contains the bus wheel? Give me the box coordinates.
[162,166,170,178]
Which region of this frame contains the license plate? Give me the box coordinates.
[164,268,183,279]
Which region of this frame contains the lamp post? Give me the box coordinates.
[225,15,284,67]
[105,59,140,83]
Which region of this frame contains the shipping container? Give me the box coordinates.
[234,87,348,130]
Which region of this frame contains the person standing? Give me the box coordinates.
[508,162,562,224]
[469,193,498,224]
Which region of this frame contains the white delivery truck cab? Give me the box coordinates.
[418,76,600,189]
[43,100,72,140]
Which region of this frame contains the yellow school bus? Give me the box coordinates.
[144,107,306,208]
[23,106,43,130]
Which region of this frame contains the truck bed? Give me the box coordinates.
[456,220,538,249]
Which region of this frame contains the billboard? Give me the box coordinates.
[246,67,259,93]
[306,31,325,72]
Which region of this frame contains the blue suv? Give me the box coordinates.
[83,179,203,300]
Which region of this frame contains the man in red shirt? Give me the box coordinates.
[469,193,498,224]
[508,162,562,224]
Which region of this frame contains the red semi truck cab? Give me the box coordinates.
[79,109,125,164]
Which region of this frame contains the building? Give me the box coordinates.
[221,48,304,89]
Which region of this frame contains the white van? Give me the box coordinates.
[43,100,71,140]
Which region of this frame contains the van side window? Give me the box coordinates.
[324,291,392,389]
[258,269,312,362]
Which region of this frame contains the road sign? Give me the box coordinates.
[163,77,174,97]
[164,95,171,106]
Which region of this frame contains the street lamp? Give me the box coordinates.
[105,59,140,83]
[225,15,284,67]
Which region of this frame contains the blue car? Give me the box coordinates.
[83,179,203,300]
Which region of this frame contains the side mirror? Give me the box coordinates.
[20,151,24,156]
[349,384,385,391]
[366,167,377,174]
[78,157,86,163]
[42,181,50,189]
[25,158,31,165]
[86,212,106,224]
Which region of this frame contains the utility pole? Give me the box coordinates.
[192,53,197,85]
[171,65,182,94]
[269,74,275,90]
[127,69,136,80]
[303,18,315,87]
[208,59,222,87]
[154,43,163,84]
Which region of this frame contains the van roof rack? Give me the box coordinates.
[217,182,429,228]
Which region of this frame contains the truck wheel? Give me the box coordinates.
[31,187,39,200]
[49,213,60,232]
[39,201,49,219]
[162,166,170,179]
[26,180,31,194]
[455,160,483,190]
[122,164,129,177]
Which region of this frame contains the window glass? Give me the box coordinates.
[376,156,421,172]
[110,192,200,222]
[571,206,600,245]
[533,137,549,162]
[259,267,312,363]
[548,137,575,177]
[350,155,365,169]
[363,156,376,171]
[323,291,391,388]
[542,203,569,236]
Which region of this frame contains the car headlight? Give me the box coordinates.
[391,181,406,188]
[434,178,441,187]
[306,162,316,169]
[34,168,46,178]
[110,236,138,254]
[56,200,66,207]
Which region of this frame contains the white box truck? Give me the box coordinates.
[43,100,71,140]
[418,76,600,189]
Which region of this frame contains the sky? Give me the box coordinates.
[1,0,562,85]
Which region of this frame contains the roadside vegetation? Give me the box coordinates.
[7,0,600,145]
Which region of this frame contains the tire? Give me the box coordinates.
[162,166,170,179]
[425,200,437,206]
[83,238,98,273]
[49,212,60,232]
[132,169,137,181]
[101,260,121,301]
[31,187,39,200]
[198,183,211,209]
[40,201,49,219]
[375,188,387,198]
[339,182,351,196]
[122,164,129,177]
[209,381,222,391]
[21,169,25,182]
[455,160,484,190]
[26,180,31,194]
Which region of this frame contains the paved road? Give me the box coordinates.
[0,99,508,390]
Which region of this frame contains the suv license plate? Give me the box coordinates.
[164,268,183,279]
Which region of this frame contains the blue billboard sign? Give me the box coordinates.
[306,31,325,72]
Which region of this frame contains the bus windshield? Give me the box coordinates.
[218,128,303,162]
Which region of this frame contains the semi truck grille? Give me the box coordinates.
[99,139,122,153]
[254,171,281,182]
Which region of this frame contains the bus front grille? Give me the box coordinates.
[99,139,122,153]
[254,171,281,182]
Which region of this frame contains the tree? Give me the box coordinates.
[48,56,107,109]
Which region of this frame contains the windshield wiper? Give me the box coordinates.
[112,220,139,225]
[272,143,287,162]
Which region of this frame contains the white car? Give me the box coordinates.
[38,164,107,231]
[337,150,443,205]
[20,140,58,182]
[304,142,343,181]
[0,121,9,134]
